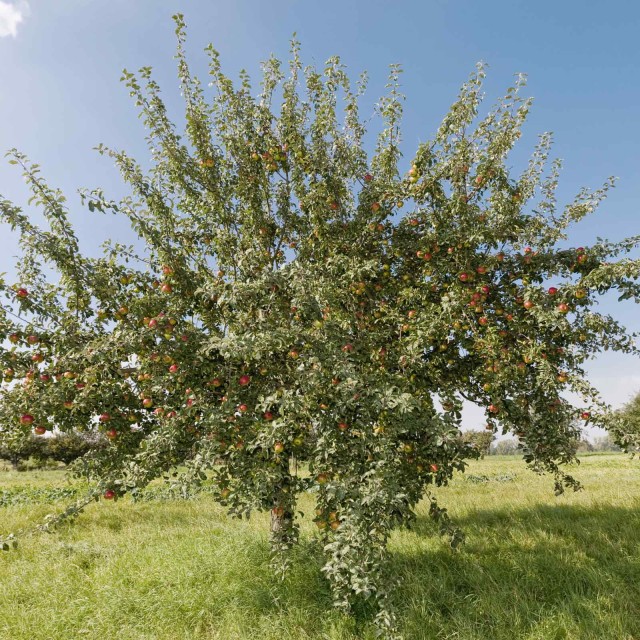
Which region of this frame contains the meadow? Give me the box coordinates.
[1,453,638,640]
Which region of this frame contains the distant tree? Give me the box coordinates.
[43,431,108,465]
[616,391,640,440]
[0,431,45,470]
[592,433,622,452]
[460,429,493,456]
[576,438,594,453]
[491,438,521,456]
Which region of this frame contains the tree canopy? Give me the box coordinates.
[1,15,639,637]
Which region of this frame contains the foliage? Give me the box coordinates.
[490,438,521,456]
[1,14,639,637]
[592,433,623,452]
[0,431,105,470]
[459,429,493,456]
[575,438,594,453]
[0,485,80,507]
[616,390,640,440]
[0,431,46,470]
[43,431,107,466]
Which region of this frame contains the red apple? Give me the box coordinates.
[523,300,534,310]
[459,273,469,282]
[557,303,570,314]
[103,489,115,500]
[274,442,285,454]
[20,414,35,426]
[238,404,248,413]
[364,173,373,182]
[429,464,439,473]
[581,411,591,420]
[160,283,172,294]
[263,411,274,421]
[338,422,349,431]
[34,426,47,436]
[99,413,111,423]
[238,375,251,386]
[341,343,354,353]
[9,333,20,344]
[142,398,153,408]
[16,288,28,299]
[63,401,74,410]
[548,287,558,295]
[168,364,179,374]
[26,335,39,345]
[106,428,118,440]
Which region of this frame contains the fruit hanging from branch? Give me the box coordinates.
[1,17,639,639]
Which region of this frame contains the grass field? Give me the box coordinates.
[1,454,639,640]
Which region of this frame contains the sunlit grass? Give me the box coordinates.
[1,454,638,639]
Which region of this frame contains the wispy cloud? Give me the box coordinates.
[0,1,29,38]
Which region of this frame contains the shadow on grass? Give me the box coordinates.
[10,500,639,639]
[392,503,640,639]
[218,503,640,639]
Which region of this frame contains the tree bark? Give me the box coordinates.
[270,504,294,536]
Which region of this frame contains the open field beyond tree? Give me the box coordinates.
[1,453,638,640]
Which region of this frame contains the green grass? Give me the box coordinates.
[1,454,639,640]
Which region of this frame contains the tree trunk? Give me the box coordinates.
[270,503,294,537]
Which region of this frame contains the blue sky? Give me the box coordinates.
[1,0,639,430]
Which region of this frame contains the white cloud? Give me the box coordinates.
[0,1,29,38]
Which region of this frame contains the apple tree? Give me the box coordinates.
[2,15,640,636]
